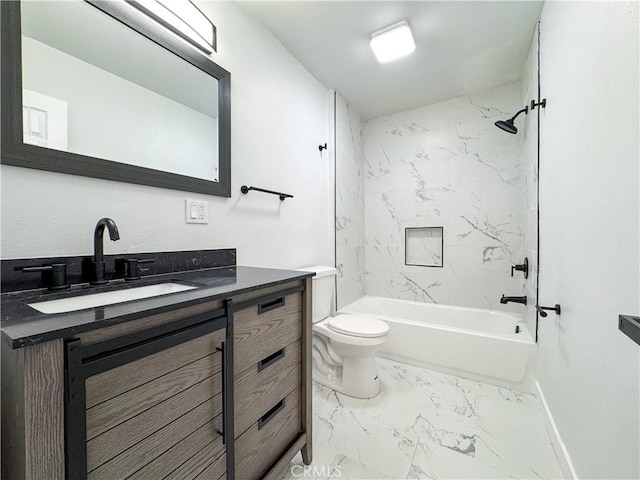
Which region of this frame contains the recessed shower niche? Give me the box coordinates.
[405,227,444,268]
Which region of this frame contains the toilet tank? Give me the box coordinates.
[297,265,337,322]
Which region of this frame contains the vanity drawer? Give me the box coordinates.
[234,292,302,374]
[235,340,302,437]
[235,388,302,480]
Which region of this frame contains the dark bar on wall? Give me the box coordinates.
[240,185,293,201]
[619,315,640,346]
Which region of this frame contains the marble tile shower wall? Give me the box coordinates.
[521,28,540,335]
[335,93,366,308]
[363,83,525,312]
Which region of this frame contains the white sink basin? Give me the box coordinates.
[28,282,197,314]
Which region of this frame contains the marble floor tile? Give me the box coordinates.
[318,454,393,480]
[279,357,563,480]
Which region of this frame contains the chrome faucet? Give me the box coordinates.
[500,295,527,305]
[92,217,120,285]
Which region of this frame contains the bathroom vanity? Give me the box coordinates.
[1,250,313,480]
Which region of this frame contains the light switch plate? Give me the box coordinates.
[185,199,208,224]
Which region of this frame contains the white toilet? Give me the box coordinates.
[299,266,389,399]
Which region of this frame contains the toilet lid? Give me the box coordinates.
[327,314,389,338]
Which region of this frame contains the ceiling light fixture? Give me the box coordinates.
[370,21,415,63]
[129,0,216,53]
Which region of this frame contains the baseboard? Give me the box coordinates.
[534,381,579,480]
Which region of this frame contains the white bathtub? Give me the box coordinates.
[339,296,537,391]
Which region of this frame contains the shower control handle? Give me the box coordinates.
[511,258,529,279]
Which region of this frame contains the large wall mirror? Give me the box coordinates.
[1,0,231,197]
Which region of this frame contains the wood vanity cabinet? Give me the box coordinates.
[1,277,312,480]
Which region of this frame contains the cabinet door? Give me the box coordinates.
[86,330,224,479]
[65,313,228,480]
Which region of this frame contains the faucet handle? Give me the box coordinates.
[124,258,155,281]
[510,258,529,279]
[21,263,69,290]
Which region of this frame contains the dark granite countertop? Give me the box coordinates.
[1,265,312,349]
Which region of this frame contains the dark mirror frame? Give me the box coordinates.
[0,0,231,197]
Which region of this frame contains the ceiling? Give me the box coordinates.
[239,1,543,120]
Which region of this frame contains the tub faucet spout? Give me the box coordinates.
[500,295,527,305]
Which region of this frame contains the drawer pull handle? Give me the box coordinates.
[258,348,285,372]
[258,297,285,314]
[258,399,285,430]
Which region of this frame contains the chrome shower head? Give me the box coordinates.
[495,106,528,134]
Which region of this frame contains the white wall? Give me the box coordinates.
[1,1,333,271]
[335,92,365,308]
[363,83,525,313]
[537,2,639,478]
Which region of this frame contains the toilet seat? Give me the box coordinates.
[327,314,389,338]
